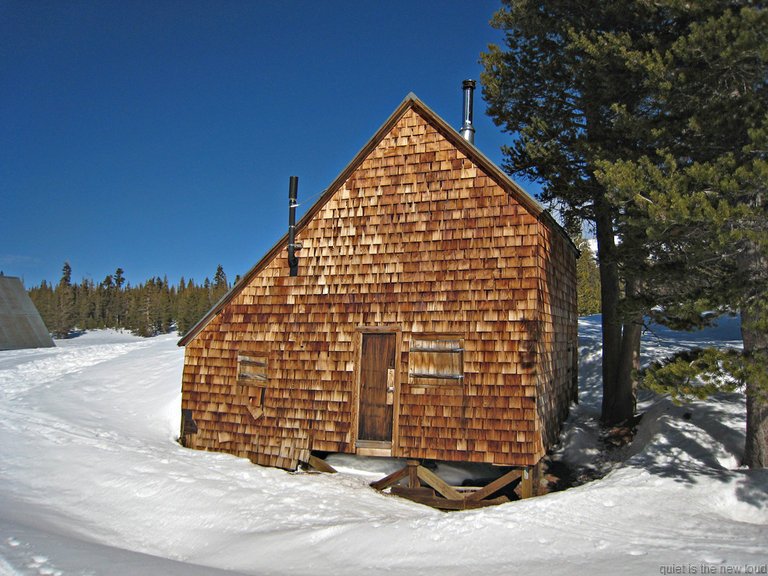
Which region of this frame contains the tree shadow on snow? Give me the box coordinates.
[734,469,768,510]
[630,394,746,487]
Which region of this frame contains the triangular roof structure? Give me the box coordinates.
[178,89,580,472]
[179,92,575,347]
[0,276,55,350]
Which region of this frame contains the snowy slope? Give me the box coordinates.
[0,320,766,576]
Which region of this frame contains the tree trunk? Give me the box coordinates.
[615,321,643,425]
[615,277,644,423]
[742,305,768,469]
[742,320,768,468]
[744,373,768,469]
[595,201,636,425]
[739,232,768,468]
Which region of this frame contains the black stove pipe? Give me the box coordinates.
[288,176,299,277]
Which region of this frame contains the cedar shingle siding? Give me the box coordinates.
[179,95,578,471]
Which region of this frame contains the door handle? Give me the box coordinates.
[386,369,395,405]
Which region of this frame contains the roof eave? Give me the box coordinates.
[178,94,420,347]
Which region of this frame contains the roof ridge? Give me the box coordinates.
[178,92,574,347]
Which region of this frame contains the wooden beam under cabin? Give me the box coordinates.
[416,466,463,500]
[518,469,534,499]
[407,459,420,488]
[391,486,509,510]
[370,465,409,491]
[466,469,523,502]
[307,454,338,474]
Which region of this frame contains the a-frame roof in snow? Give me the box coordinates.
[0,276,55,351]
[178,92,574,347]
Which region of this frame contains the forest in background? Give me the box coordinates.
[27,262,232,339]
[26,246,602,341]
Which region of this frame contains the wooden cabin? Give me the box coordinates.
[178,90,578,491]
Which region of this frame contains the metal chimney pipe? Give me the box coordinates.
[288,176,299,277]
[460,79,476,144]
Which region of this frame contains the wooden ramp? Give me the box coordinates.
[370,460,533,511]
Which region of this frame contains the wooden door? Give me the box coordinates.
[357,332,396,443]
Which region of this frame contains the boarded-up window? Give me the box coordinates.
[236,354,267,423]
[409,335,464,383]
[237,354,268,383]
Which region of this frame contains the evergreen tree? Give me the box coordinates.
[76,278,95,330]
[176,278,197,336]
[481,0,673,424]
[149,276,173,335]
[113,268,126,327]
[480,0,764,428]
[27,266,226,341]
[28,280,54,333]
[176,277,211,337]
[592,4,768,466]
[53,261,75,339]
[576,239,601,317]
[482,0,766,462]
[114,268,125,289]
[100,274,116,329]
[203,277,213,308]
[212,265,229,304]
[61,262,72,285]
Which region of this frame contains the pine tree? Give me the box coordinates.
[576,239,601,317]
[212,265,229,304]
[76,278,95,330]
[113,268,126,328]
[28,280,54,333]
[100,274,116,329]
[176,278,211,337]
[480,1,767,435]
[27,267,228,342]
[114,268,125,289]
[481,0,681,424]
[61,262,72,285]
[53,262,75,339]
[592,4,768,466]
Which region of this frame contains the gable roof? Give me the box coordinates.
[0,276,55,350]
[179,92,575,347]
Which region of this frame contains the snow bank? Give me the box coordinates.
[0,319,765,576]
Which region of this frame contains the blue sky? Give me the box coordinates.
[2,0,525,289]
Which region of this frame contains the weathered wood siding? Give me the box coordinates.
[534,222,579,450]
[180,101,577,470]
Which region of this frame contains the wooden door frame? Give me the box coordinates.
[352,325,401,457]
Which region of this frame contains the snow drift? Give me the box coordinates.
[0,318,765,576]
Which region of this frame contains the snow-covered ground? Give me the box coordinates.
[0,318,765,576]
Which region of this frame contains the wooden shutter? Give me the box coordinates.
[409,335,464,383]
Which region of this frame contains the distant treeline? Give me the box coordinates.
[28,262,233,339]
[28,249,602,340]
